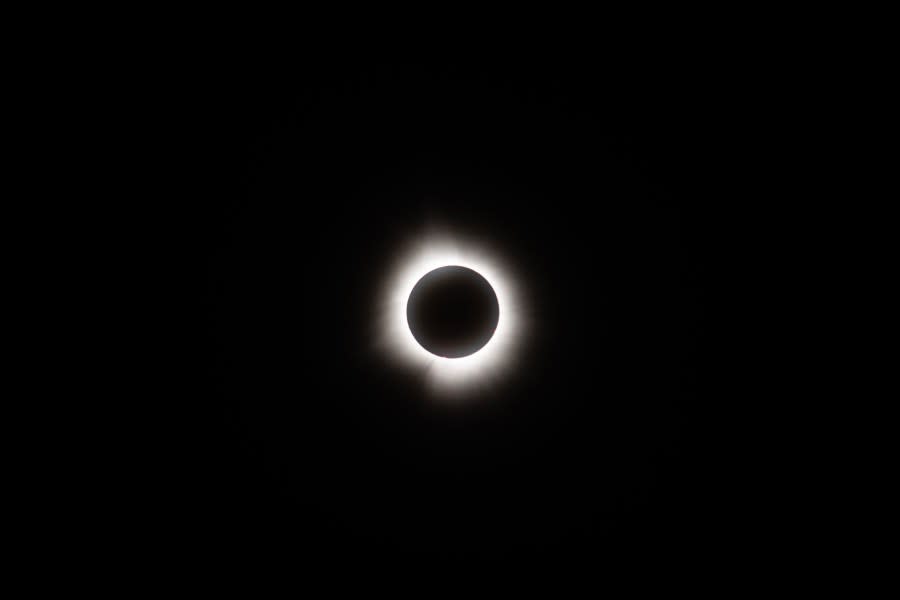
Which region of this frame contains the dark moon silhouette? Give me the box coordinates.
[406,265,500,358]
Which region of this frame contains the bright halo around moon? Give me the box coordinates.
[378,231,526,397]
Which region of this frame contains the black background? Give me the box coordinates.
[159,45,771,576]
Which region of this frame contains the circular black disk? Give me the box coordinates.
[406,265,500,358]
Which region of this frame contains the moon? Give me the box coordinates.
[406,265,500,359]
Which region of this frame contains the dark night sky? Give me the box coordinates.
[156,46,774,576]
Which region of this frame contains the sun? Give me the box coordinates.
[378,230,526,397]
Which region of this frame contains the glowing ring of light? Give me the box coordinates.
[378,231,526,397]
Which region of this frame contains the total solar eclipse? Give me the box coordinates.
[379,233,525,396]
[406,265,500,358]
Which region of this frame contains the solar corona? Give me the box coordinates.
[379,232,525,396]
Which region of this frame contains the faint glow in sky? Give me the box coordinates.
[378,230,526,398]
